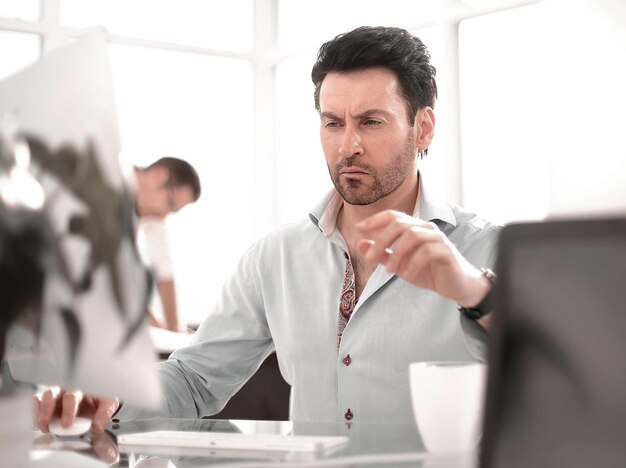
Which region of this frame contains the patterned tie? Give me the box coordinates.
[337,252,356,349]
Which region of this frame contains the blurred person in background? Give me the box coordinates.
[133,157,201,333]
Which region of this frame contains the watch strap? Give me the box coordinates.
[458,267,497,320]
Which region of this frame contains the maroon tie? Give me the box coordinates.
[337,252,356,349]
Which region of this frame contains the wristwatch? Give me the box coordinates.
[458,267,497,320]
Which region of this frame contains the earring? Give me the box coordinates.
[418,148,428,159]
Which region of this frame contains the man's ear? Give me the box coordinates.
[150,166,170,184]
[414,106,435,151]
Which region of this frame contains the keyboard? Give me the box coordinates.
[117,430,350,453]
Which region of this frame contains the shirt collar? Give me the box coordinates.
[309,171,457,234]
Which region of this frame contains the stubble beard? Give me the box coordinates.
[328,132,417,206]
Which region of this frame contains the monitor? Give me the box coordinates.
[480,217,626,468]
[0,29,160,408]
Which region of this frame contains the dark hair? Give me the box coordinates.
[311,26,437,125]
[143,157,201,201]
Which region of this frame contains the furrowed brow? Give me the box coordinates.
[320,111,342,121]
[351,108,391,119]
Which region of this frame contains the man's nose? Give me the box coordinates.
[338,126,363,158]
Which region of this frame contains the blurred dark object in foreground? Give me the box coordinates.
[0,202,51,363]
[481,217,626,468]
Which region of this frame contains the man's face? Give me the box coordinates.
[138,168,195,219]
[153,183,195,219]
[319,67,423,206]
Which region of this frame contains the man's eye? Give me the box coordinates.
[364,119,382,126]
[325,121,342,128]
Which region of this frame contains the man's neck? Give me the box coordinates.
[338,175,419,251]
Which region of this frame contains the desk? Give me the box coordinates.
[30,418,478,467]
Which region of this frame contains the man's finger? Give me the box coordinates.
[37,388,59,431]
[356,239,374,257]
[383,227,442,273]
[60,390,84,427]
[32,395,41,428]
[91,398,119,433]
[355,210,401,232]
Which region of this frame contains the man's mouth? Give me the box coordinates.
[340,167,369,176]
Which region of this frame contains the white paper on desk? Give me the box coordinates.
[1,29,160,408]
[149,326,193,355]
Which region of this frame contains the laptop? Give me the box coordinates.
[480,217,626,467]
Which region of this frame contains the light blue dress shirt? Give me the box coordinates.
[118,174,501,424]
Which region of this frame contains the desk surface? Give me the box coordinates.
[31,418,478,467]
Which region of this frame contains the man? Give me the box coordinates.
[133,157,201,332]
[35,26,499,433]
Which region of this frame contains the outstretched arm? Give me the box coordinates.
[157,279,184,332]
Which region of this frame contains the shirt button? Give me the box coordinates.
[343,354,352,366]
[344,409,353,421]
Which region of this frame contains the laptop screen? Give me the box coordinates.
[480,217,626,468]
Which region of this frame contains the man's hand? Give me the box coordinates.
[355,210,491,308]
[33,387,120,434]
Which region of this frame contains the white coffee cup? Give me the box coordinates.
[409,361,487,454]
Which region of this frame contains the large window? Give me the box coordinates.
[0,30,40,80]
[0,1,40,21]
[458,3,550,224]
[0,0,257,326]
[108,44,255,320]
[5,0,622,325]
[59,0,253,52]
[277,0,440,53]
